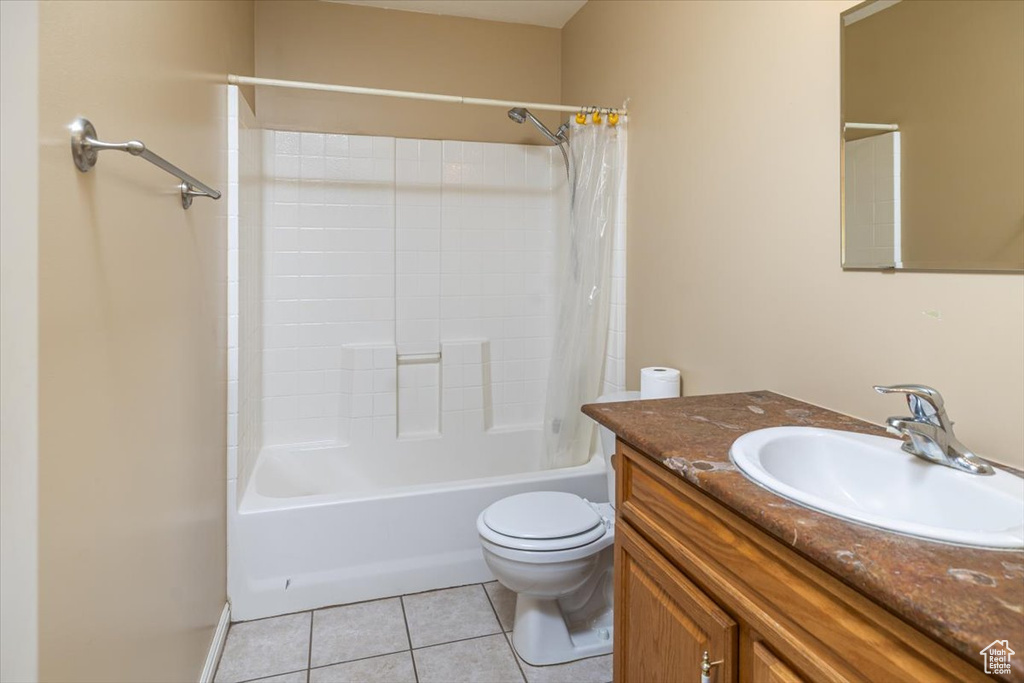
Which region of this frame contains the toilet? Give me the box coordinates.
[477,391,640,666]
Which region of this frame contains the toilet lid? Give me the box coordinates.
[482,492,601,540]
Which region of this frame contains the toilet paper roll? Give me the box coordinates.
[640,367,681,399]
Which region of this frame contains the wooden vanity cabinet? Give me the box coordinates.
[616,522,737,683]
[612,441,987,683]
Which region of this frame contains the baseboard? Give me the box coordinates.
[200,603,231,683]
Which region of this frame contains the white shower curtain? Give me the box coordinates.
[543,117,626,469]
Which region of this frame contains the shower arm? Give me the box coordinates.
[524,110,565,146]
[523,111,571,181]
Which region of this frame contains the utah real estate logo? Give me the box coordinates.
[980,640,1015,676]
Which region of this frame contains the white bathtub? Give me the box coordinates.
[228,430,608,621]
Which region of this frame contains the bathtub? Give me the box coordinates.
[228,429,608,621]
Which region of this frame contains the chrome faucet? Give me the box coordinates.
[873,384,994,475]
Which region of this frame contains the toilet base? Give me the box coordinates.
[510,561,614,666]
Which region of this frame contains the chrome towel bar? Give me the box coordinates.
[70,117,221,209]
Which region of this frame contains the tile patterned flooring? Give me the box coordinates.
[215,582,612,683]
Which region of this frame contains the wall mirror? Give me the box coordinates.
[841,0,1023,272]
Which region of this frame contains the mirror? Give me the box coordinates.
[841,0,1023,272]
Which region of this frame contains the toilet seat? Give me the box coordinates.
[478,515,613,564]
[480,522,608,552]
[483,491,602,540]
[480,492,606,551]
[477,493,614,563]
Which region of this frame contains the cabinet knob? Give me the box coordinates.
[701,650,723,683]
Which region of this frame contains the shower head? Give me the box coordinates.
[506,107,566,146]
[508,107,528,124]
[506,107,572,183]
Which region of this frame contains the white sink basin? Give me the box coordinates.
[729,427,1024,549]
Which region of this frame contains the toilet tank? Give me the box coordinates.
[591,391,641,505]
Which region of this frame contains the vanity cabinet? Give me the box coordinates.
[750,642,804,683]
[616,522,737,682]
[612,441,987,683]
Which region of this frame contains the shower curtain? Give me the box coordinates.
[543,116,626,469]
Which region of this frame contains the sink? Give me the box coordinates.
[729,427,1024,549]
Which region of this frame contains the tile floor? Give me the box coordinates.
[215,582,612,683]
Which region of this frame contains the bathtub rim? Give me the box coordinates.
[239,448,607,514]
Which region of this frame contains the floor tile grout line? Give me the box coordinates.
[403,583,504,650]
[482,585,527,683]
[229,607,314,626]
[235,667,308,683]
[481,581,512,633]
[307,634,534,683]
[306,615,504,671]
[309,647,411,672]
[307,610,314,673]
[229,580,487,627]
[399,579,487,600]
[501,630,528,683]
[481,582,508,636]
[399,596,420,683]
[228,583,525,683]
[303,588,505,671]
[230,630,609,683]
[413,629,506,652]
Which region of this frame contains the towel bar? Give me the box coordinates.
[70,117,221,209]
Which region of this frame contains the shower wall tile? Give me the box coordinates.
[397,361,441,438]
[441,142,559,430]
[395,139,442,355]
[262,130,396,447]
[256,128,601,449]
[227,86,264,498]
[339,343,399,442]
[441,340,487,437]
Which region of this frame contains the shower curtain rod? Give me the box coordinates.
[844,122,899,131]
[228,75,629,116]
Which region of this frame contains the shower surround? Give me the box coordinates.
[226,87,626,619]
[260,131,564,447]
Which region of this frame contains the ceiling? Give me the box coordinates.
[324,0,588,29]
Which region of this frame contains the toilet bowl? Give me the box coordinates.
[477,391,640,666]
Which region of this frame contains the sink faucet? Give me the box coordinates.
[873,384,994,476]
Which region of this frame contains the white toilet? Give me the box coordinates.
[477,391,640,666]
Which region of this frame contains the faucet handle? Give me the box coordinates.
[873,384,993,476]
[873,384,944,407]
[873,384,948,426]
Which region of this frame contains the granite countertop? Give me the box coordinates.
[583,390,1024,679]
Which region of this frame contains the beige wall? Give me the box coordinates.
[562,0,1024,468]
[255,0,563,143]
[37,1,253,680]
[844,0,1024,270]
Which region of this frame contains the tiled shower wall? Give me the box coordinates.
[233,115,626,453]
[259,131,567,447]
[260,131,396,446]
[227,88,263,497]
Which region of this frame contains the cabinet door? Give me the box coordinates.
[615,522,737,683]
[751,642,805,683]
